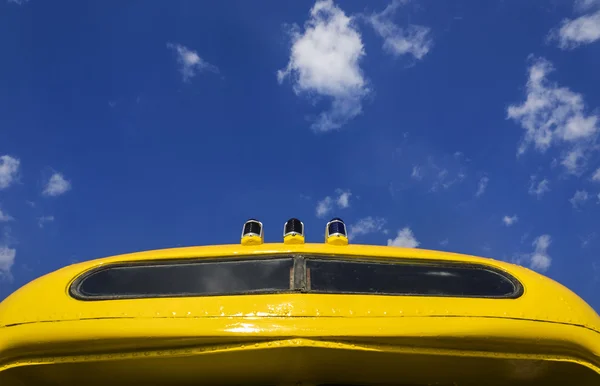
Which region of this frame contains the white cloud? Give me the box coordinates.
[367,0,433,60]
[528,175,550,198]
[591,167,600,181]
[440,238,449,246]
[475,176,489,197]
[335,189,352,208]
[43,173,71,197]
[530,234,552,272]
[570,190,589,208]
[574,0,600,12]
[561,147,586,173]
[316,196,333,218]
[316,189,352,218]
[167,43,219,82]
[410,154,467,192]
[430,168,466,192]
[38,215,55,228]
[277,0,368,132]
[0,245,16,278]
[411,165,422,180]
[0,155,20,190]
[507,57,599,174]
[503,215,519,226]
[581,232,596,248]
[7,0,29,4]
[0,208,13,222]
[549,10,600,49]
[387,227,420,248]
[348,216,386,240]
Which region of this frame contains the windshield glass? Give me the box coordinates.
[71,255,521,300]
[74,258,294,299]
[306,258,518,297]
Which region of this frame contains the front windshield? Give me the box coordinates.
[71,255,521,300]
[75,258,294,298]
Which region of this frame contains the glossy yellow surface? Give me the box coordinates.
[283,233,305,244]
[240,233,263,246]
[325,233,349,245]
[1,243,599,385]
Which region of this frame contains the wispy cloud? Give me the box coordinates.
[429,166,467,192]
[570,190,589,208]
[411,165,422,180]
[37,215,55,228]
[403,151,468,193]
[0,245,16,279]
[316,189,352,218]
[581,232,596,248]
[592,167,600,182]
[0,155,20,190]
[475,176,489,197]
[366,0,433,60]
[528,175,550,198]
[348,216,386,241]
[0,208,13,222]
[574,0,600,13]
[387,227,419,248]
[503,215,518,226]
[507,57,599,174]
[43,173,71,197]
[316,196,333,218]
[277,0,368,132]
[7,0,29,4]
[167,43,219,82]
[336,189,352,208]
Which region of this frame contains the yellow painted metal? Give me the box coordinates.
[240,233,263,246]
[0,243,599,385]
[325,233,348,246]
[283,233,305,244]
[325,234,349,245]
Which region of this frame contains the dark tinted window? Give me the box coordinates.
[71,255,522,300]
[306,259,519,298]
[72,258,293,299]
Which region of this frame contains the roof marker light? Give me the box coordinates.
[241,219,263,246]
[325,217,348,246]
[283,218,305,244]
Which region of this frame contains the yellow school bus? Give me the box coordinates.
[0,218,599,385]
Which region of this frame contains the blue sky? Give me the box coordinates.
[1,0,600,309]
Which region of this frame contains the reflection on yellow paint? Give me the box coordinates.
[267,302,295,316]
[224,322,261,334]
